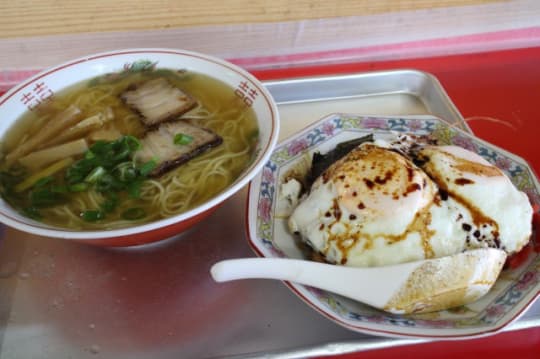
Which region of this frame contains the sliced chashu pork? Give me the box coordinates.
[120,77,197,126]
[135,120,223,177]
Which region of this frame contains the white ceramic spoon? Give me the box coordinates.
[211,248,507,314]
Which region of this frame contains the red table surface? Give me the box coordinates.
[252,47,540,176]
[0,47,539,358]
[251,47,540,359]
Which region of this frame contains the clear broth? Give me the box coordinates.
[0,68,258,230]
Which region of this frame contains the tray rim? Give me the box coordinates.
[262,68,472,134]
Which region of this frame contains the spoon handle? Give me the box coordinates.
[210,257,417,309]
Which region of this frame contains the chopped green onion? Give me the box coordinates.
[51,185,68,193]
[30,188,66,207]
[174,133,193,145]
[81,210,105,222]
[69,183,89,192]
[100,194,118,213]
[109,136,140,162]
[34,176,54,188]
[123,135,141,152]
[13,135,160,217]
[138,159,158,177]
[85,166,106,183]
[111,149,130,162]
[96,173,123,192]
[121,207,146,220]
[88,140,108,153]
[127,180,142,199]
[113,162,137,182]
[85,150,97,160]
[66,159,95,184]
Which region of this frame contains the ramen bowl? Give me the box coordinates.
[0,49,279,246]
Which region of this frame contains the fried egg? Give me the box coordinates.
[288,140,532,267]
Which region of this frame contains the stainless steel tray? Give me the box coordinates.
[0,70,537,359]
[265,69,471,138]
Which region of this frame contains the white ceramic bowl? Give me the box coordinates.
[0,49,279,246]
[247,113,540,338]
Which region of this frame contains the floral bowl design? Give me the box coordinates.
[246,114,540,338]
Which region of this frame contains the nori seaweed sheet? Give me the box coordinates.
[306,134,374,186]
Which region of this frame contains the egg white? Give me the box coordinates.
[288,140,533,267]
